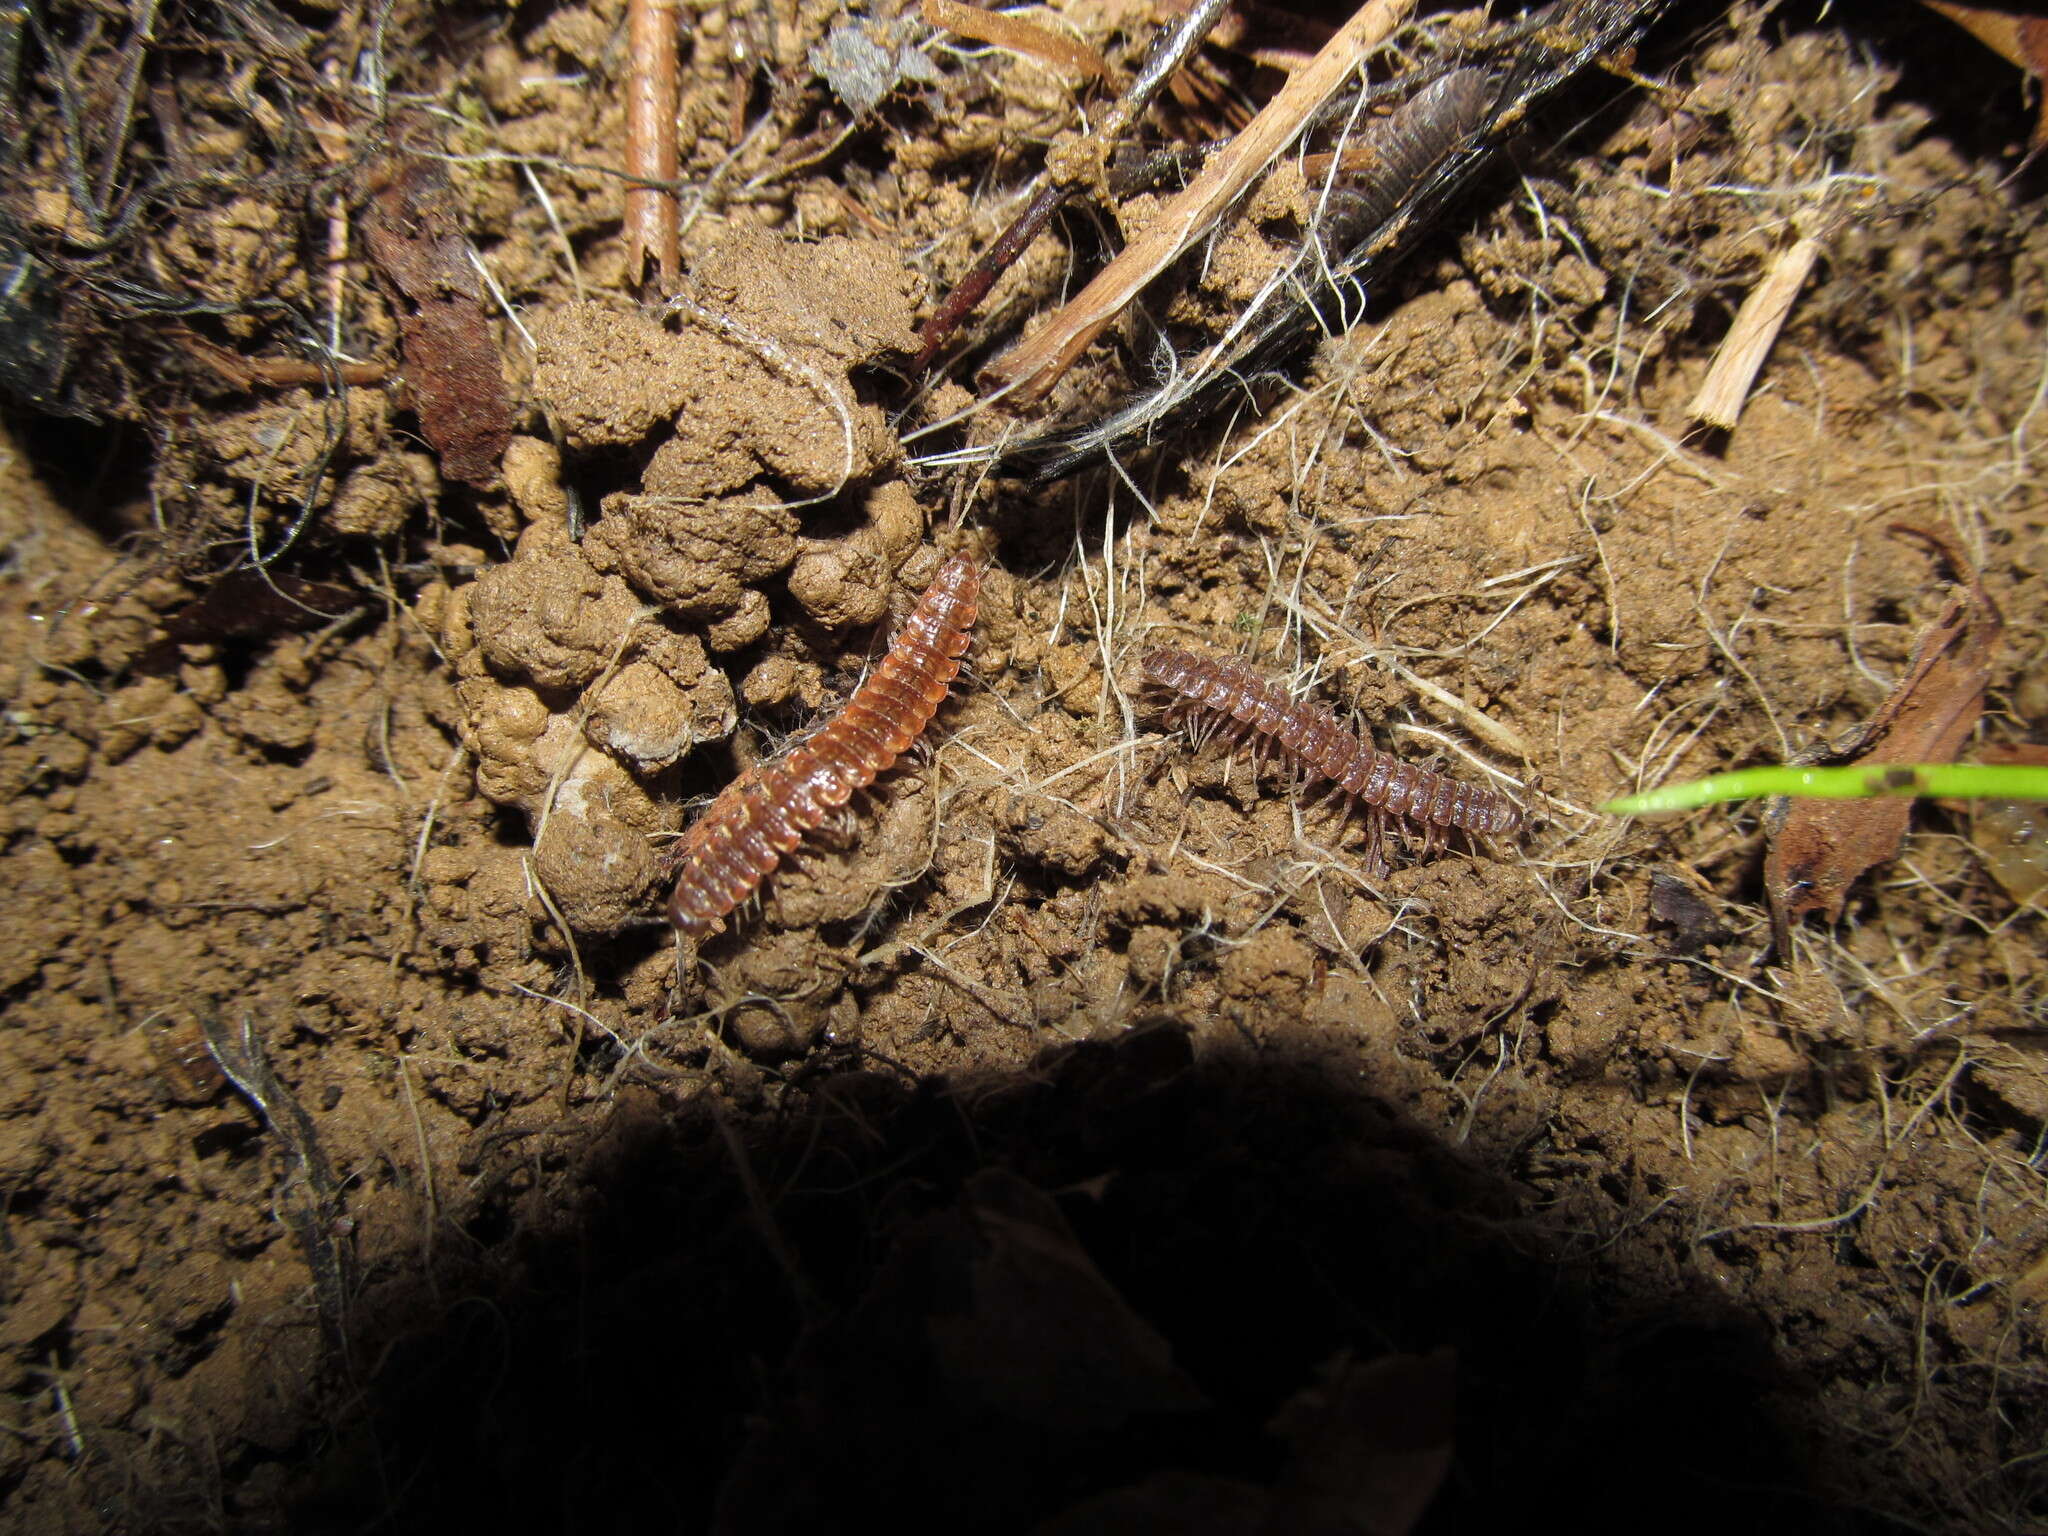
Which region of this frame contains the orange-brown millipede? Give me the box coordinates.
[1141,647,1522,842]
[665,553,981,936]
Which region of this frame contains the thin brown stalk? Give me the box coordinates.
[624,0,681,292]
[171,330,390,389]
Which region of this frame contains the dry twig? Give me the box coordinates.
[980,0,1417,402]
[912,0,1232,369]
[625,0,682,291]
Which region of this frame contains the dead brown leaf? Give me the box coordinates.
[1267,1348,1456,1536]
[361,157,514,488]
[1764,524,2004,951]
[1920,2,2048,144]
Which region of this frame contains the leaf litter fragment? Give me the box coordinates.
[362,156,514,488]
[1921,2,2048,145]
[1763,524,2004,951]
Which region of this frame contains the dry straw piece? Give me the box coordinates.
[1686,236,1822,430]
[920,0,1111,83]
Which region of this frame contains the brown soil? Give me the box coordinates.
[2,3,2045,1533]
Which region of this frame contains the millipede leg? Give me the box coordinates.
[665,553,980,938]
[1361,808,1389,880]
[1139,646,1521,879]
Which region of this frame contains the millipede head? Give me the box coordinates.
[1138,647,1198,693]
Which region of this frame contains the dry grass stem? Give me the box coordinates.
[1687,236,1823,429]
[979,0,1416,401]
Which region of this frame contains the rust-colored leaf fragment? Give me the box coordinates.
[361,157,513,487]
[137,568,363,674]
[1764,525,2004,948]
[1921,2,2048,145]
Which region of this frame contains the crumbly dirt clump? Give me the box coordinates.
[446,224,925,931]
[1,7,2045,1536]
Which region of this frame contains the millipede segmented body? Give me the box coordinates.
[666,554,981,935]
[1141,647,1522,841]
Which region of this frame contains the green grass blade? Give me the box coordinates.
[1602,763,2048,817]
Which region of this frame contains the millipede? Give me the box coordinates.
[1141,647,1522,845]
[665,552,981,936]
